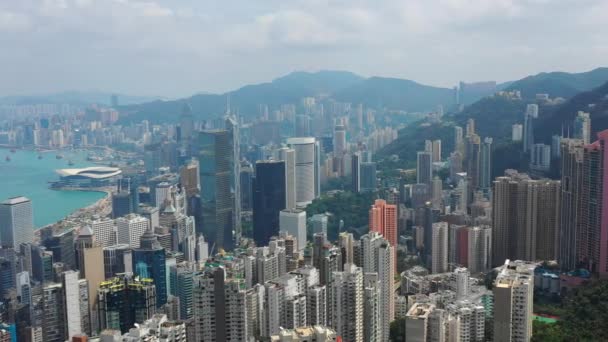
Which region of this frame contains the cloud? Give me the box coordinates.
[0,0,606,97]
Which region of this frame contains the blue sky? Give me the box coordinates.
[1,0,607,97]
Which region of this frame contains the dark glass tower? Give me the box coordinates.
[132,229,166,307]
[253,160,286,247]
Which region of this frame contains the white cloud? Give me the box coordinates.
[0,0,606,97]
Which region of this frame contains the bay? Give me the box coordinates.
[0,148,106,228]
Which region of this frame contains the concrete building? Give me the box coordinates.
[431,222,448,274]
[331,264,364,342]
[573,111,591,144]
[368,199,398,258]
[279,147,297,210]
[0,196,34,249]
[405,303,435,342]
[287,137,317,207]
[417,151,432,186]
[493,260,535,342]
[311,214,328,237]
[116,214,149,248]
[280,209,307,251]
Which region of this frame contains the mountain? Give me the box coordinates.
[333,77,454,112]
[0,91,163,106]
[506,67,608,99]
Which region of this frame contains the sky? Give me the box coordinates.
[1,0,607,98]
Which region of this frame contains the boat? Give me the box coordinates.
[10,149,16,153]
[5,156,10,162]
[56,154,64,160]
[38,155,43,160]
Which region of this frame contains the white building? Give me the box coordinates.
[280,209,307,251]
[0,196,34,249]
[91,218,116,247]
[116,214,149,248]
[493,260,535,342]
[287,137,317,207]
[278,147,297,210]
[62,270,83,339]
[331,264,364,342]
[512,124,523,142]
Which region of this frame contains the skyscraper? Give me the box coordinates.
[278,147,297,210]
[573,111,591,144]
[287,137,317,207]
[225,116,242,244]
[179,103,194,145]
[199,129,235,250]
[333,119,347,155]
[180,159,200,198]
[493,260,535,342]
[523,104,538,153]
[431,222,448,274]
[431,140,442,162]
[479,137,493,192]
[360,162,377,192]
[132,229,167,307]
[352,152,361,193]
[0,196,34,249]
[559,138,584,271]
[253,160,286,247]
[116,214,149,248]
[416,151,432,186]
[331,264,364,342]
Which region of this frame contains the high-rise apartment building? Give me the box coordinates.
[573,111,591,144]
[253,160,286,247]
[559,138,584,271]
[492,171,560,266]
[0,196,34,249]
[405,303,435,342]
[352,152,361,193]
[479,137,493,192]
[493,260,535,342]
[431,222,448,274]
[368,199,397,257]
[331,264,364,342]
[523,104,538,153]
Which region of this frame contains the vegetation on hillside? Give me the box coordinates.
[305,191,376,241]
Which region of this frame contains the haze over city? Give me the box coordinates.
[1,0,608,96]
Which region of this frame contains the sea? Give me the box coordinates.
[0,148,106,228]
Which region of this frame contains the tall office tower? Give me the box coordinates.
[92,218,116,247]
[449,151,463,182]
[331,264,364,342]
[144,143,163,177]
[574,111,591,144]
[363,273,382,342]
[253,161,286,247]
[111,191,132,219]
[0,197,34,249]
[467,225,492,273]
[432,140,442,162]
[278,147,297,210]
[97,275,157,334]
[287,137,317,207]
[62,270,87,339]
[360,232,395,341]
[333,120,347,155]
[558,139,584,271]
[116,214,149,248]
[465,133,481,194]
[552,135,562,158]
[314,140,321,198]
[132,229,167,307]
[512,124,523,142]
[368,199,398,254]
[198,129,235,250]
[180,159,200,198]
[155,182,172,210]
[352,152,361,193]
[180,103,194,145]
[240,163,254,212]
[523,104,538,153]
[193,267,249,342]
[360,162,377,192]
[279,209,306,251]
[120,176,140,214]
[417,151,433,186]
[454,126,464,154]
[311,214,328,237]
[43,228,76,269]
[492,171,561,265]
[493,260,535,342]
[578,130,608,277]
[466,118,475,136]
[295,115,311,137]
[405,303,436,342]
[41,283,66,341]
[479,137,493,192]
[225,116,242,244]
[81,244,104,334]
[169,263,195,320]
[102,244,131,278]
[431,222,448,274]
